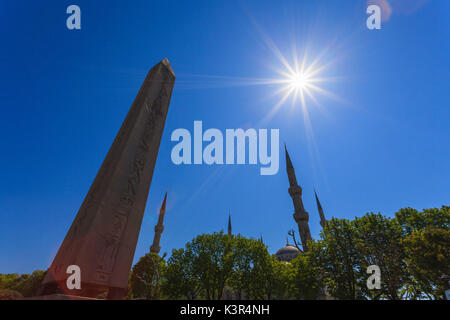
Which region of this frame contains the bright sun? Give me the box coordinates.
[268,56,328,113]
[289,72,310,90]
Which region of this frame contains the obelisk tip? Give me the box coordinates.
[160,58,175,77]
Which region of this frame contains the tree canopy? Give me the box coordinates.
[0,270,46,298]
[2,206,448,300]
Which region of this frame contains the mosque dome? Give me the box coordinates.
[275,243,301,262]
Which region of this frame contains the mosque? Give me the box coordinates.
[147,145,330,299]
[149,144,327,263]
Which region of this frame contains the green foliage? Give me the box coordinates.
[228,236,272,299]
[157,206,450,300]
[287,244,324,299]
[0,270,46,298]
[162,248,202,299]
[0,289,23,300]
[162,233,281,300]
[0,273,20,290]
[162,232,234,300]
[396,206,450,236]
[353,213,407,300]
[396,206,450,299]
[314,218,365,299]
[3,207,446,300]
[403,228,449,299]
[266,256,291,299]
[161,233,322,300]
[188,232,234,299]
[127,252,165,300]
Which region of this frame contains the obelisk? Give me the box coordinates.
[39,58,175,299]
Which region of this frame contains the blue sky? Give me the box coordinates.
[0,0,449,273]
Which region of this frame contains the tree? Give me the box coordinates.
[396,206,450,299]
[266,256,291,300]
[162,248,202,299]
[315,218,365,299]
[137,205,450,300]
[0,273,21,291]
[0,270,46,298]
[189,232,235,300]
[127,253,165,300]
[287,241,324,300]
[163,232,234,300]
[0,289,23,300]
[228,236,273,299]
[162,233,279,300]
[396,206,449,236]
[403,228,450,299]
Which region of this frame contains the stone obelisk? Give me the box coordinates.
[39,58,175,299]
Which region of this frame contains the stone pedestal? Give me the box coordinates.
[24,294,99,300]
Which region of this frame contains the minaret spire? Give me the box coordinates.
[285,144,296,183]
[314,189,327,228]
[285,145,312,251]
[228,211,232,236]
[150,191,168,254]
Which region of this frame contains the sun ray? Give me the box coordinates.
[259,85,297,125]
[175,28,342,119]
[304,82,343,103]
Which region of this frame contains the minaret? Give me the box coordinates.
[314,189,327,228]
[285,145,312,251]
[228,212,232,236]
[150,191,167,254]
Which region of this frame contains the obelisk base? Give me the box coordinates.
[38,281,126,300]
[23,294,100,300]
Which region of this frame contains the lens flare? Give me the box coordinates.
[290,72,309,90]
